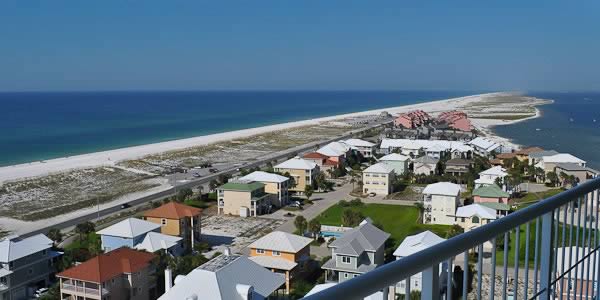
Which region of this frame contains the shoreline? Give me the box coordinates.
[0,92,505,183]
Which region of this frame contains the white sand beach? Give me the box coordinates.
[0,92,529,184]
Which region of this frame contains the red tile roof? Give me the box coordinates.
[143,201,202,219]
[57,248,155,283]
[303,152,328,159]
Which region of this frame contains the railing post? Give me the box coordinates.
[539,211,555,300]
[422,264,440,300]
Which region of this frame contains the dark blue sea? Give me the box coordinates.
[493,92,600,169]
[0,90,478,166]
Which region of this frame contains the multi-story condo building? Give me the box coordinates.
[274,157,319,195]
[322,220,390,283]
[0,234,58,300]
[362,162,395,196]
[239,171,290,207]
[422,182,462,225]
[58,248,156,300]
[216,180,273,217]
[142,201,202,250]
[248,231,312,294]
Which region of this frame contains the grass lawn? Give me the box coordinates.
[314,203,454,247]
[65,232,100,251]
[513,188,564,206]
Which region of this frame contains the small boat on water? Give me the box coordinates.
[569,118,574,122]
[536,128,542,131]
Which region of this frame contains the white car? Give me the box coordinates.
[33,288,48,298]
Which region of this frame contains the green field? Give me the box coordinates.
[513,188,564,206]
[314,203,455,247]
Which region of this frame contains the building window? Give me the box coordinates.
[344,273,349,278]
[256,249,265,254]
[472,216,480,223]
[161,219,167,225]
[461,217,465,222]
[342,256,351,264]
[272,250,281,256]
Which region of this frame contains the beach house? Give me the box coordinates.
[554,163,598,183]
[514,146,544,162]
[422,182,462,225]
[413,156,439,176]
[0,234,58,300]
[392,231,446,295]
[379,153,410,175]
[450,143,474,159]
[472,184,510,204]
[317,141,351,161]
[159,252,285,300]
[468,137,503,157]
[321,220,390,283]
[58,248,157,300]
[303,152,339,175]
[274,157,319,195]
[444,158,472,176]
[474,165,508,189]
[239,171,290,207]
[528,149,559,166]
[362,162,395,196]
[217,180,273,217]
[97,218,160,252]
[536,153,586,174]
[454,204,497,232]
[344,138,376,158]
[142,201,201,250]
[248,231,312,294]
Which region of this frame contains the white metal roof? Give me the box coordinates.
[306,283,384,300]
[158,254,285,300]
[455,204,497,219]
[479,166,508,177]
[248,256,297,271]
[542,153,586,164]
[380,139,470,153]
[0,234,53,263]
[239,171,289,183]
[363,162,395,174]
[422,182,461,196]
[317,141,351,157]
[274,157,318,170]
[379,153,410,162]
[97,218,161,238]
[393,231,445,257]
[468,137,501,151]
[248,231,312,253]
[344,138,375,148]
[134,231,182,253]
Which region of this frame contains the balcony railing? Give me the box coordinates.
[61,283,109,297]
[303,177,600,300]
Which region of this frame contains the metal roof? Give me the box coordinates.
[97,218,161,239]
[248,231,311,253]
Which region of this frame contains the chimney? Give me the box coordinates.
[165,268,173,292]
[236,284,254,300]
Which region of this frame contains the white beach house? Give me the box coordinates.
[362,162,395,196]
[422,182,462,225]
[344,138,376,158]
[379,153,410,175]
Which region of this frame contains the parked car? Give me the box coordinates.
[289,201,303,208]
[368,192,376,197]
[120,203,130,209]
[33,288,48,298]
[193,173,202,178]
[209,168,218,173]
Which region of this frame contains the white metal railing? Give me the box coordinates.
[303,177,600,300]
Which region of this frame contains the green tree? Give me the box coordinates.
[47,228,63,246]
[209,179,218,191]
[308,219,321,239]
[39,283,60,300]
[294,216,308,235]
[304,185,314,202]
[176,188,193,202]
[341,209,364,227]
[547,171,559,187]
[414,202,425,223]
[75,222,95,242]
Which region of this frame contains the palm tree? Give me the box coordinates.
[308,219,321,240]
[47,228,63,247]
[294,216,308,235]
[414,202,425,223]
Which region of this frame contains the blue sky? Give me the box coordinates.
[1,1,598,91]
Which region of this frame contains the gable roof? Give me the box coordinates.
[303,152,329,159]
[248,256,298,271]
[274,157,318,170]
[446,158,472,166]
[363,162,394,174]
[472,184,509,198]
[329,222,390,256]
[134,232,182,253]
[239,171,289,183]
[317,142,350,157]
[380,153,410,162]
[143,202,202,219]
[218,181,265,192]
[455,204,497,219]
[158,254,285,300]
[344,139,375,148]
[515,146,544,155]
[0,234,52,263]
[413,156,439,165]
[393,231,445,257]
[528,150,559,159]
[422,182,461,196]
[543,153,586,164]
[468,137,501,151]
[97,218,161,239]
[479,202,511,211]
[479,166,508,177]
[57,248,155,283]
[249,231,312,253]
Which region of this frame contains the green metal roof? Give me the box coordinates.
[218,181,264,192]
[472,184,510,198]
[479,202,511,211]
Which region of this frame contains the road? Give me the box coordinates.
[22,119,391,238]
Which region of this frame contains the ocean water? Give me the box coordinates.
[493,92,600,169]
[0,90,479,166]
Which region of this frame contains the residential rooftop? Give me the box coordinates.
[143,201,202,219]
[96,218,161,238]
[218,180,265,192]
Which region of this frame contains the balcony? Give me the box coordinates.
[303,177,600,300]
[61,282,109,298]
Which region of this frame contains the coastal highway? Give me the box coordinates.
[21,119,391,238]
